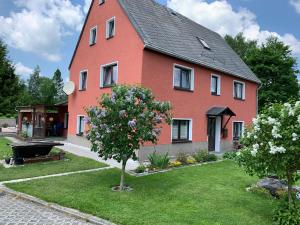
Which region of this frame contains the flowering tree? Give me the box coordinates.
[86,85,172,191]
[237,101,300,204]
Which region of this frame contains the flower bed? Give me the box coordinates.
[131,150,219,176]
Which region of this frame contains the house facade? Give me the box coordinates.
[68,0,260,160]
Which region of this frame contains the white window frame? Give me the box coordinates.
[172,64,195,91]
[233,80,246,100]
[100,61,118,88]
[89,26,97,45]
[76,115,85,135]
[79,70,88,91]
[171,118,193,142]
[99,0,105,5]
[211,74,221,95]
[232,121,245,140]
[106,17,116,39]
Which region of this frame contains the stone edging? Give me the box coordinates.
[0,185,116,225]
[128,160,225,177]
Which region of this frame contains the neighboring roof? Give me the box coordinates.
[206,107,236,117]
[118,0,260,84]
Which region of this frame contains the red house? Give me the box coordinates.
[68,0,260,160]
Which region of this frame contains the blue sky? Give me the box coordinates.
[0,0,300,81]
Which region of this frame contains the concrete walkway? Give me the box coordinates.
[56,142,140,171]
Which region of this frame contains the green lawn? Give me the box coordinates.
[7,161,278,225]
[0,137,107,181]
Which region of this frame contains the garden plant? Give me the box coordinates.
[237,101,300,224]
[86,85,172,191]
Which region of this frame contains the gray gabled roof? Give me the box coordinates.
[118,0,260,83]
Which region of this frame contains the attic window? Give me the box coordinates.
[197,37,210,50]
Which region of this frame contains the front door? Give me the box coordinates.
[208,117,216,151]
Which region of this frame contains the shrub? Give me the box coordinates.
[193,149,208,163]
[135,165,146,173]
[2,123,8,128]
[176,152,188,165]
[223,151,237,160]
[187,156,196,164]
[249,185,273,199]
[273,199,300,225]
[207,154,218,162]
[147,151,170,170]
[170,161,182,167]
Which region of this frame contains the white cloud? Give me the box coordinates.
[290,0,300,14]
[0,0,86,61]
[167,0,300,54]
[84,0,92,14]
[14,62,33,78]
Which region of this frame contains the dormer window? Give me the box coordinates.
[89,26,97,46]
[197,37,210,50]
[99,0,105,5]
[106,17,115,39]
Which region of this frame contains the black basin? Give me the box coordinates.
[10,142,64,165]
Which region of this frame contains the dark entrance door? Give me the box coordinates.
[207,117,216,151]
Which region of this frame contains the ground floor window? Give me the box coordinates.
[172,119,191,142]
[233,121,244,140]
[77,116,85,135]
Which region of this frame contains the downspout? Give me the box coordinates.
[256,83,262,115]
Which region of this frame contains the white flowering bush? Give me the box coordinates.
[86,85,172,190]
[237,101,300,205]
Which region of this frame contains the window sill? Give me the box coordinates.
[234,97,245,101]
[211,92,220,96]
[78,89,86,92]
[89,43,96,46]
[173,87,193,92]
[106,36,114,40]
[172,140,192,144]
[101,85,115,89]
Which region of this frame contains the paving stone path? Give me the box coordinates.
[0,192,94,225]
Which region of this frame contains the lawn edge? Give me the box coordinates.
[0,166,113,184]
[0,185,116,225]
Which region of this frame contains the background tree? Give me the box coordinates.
[225,34,299,109]
[40,77,57,105]
[86,85,172,191]
[225,32,258,62]
[0,39,22,116]
[52,69,66,103]
[27,66,41,104]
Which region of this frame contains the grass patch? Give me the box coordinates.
[8,161,277,225]
[0,137,107,181]
[0,137,12,159]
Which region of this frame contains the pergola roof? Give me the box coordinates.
[206,107,236,117]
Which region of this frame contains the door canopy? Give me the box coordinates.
[206,107,236,117]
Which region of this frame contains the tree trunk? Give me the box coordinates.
[287,171,293,206]
[119,159,127,191]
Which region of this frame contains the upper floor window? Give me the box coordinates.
[211,75,220,95]
[173,65,194,91]
[79,70,87,91]
[99,0,105,5]
[233,81,245,100]
[172,119,192,143]
[100,63,118,88]
[106,17,115,39]
[233,121,244,140]
[89,26,97,46]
